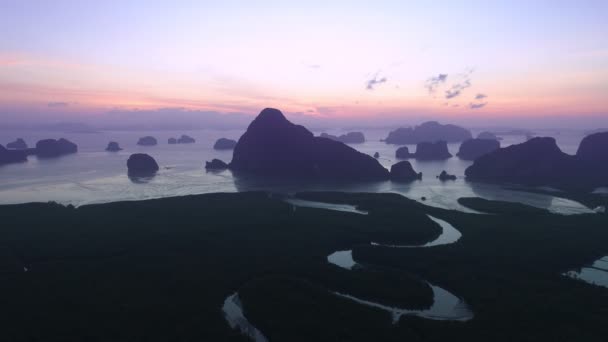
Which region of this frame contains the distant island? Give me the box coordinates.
[213,138,237,150]
[137,136,158,146]
[384,121,472,144]
[167,134,196,144]
[35,138,78,158]
[6,138,28,149]
[320,132,365,144]
[466,132,608,190]
[395,141,452,160]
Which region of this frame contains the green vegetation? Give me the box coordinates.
[0,192,607,341]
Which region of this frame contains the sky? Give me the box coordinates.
[1,0,607,128]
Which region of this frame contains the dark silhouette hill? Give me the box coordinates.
[229,108,389,180]
[466,132,608,190]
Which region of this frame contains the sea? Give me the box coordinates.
[0,127,598,214]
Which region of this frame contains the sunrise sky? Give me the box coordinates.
[1,0,607,127]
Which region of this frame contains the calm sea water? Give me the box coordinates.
[0,128,595,214]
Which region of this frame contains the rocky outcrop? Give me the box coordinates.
[477,132,500,141]
[437,170,456,181]
[385,121,472,144]
[0,144,27,165]
[137,136,157,146]
[178,135,195,144]
[320,132,365,144]
[6,138,27,149]
[373,152,380,159]
[168,138,177,144]
[106,141,122,152]
[457,139,500,161]
[229,108,389,180]
[205,159,229,170]
[414,141,452,160]
[214,138,237,150]
[127,153,159,177]
[390,161,422,182]
[395,146,412,159]
[35,138,78,158]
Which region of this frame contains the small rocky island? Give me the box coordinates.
[168,135,196,144]
[127,153,159,177]
[397,141,452,160]
[105,141,122,152]
[35,138,78,158]
[465,132,608,190]
[205,158,229,170]
[6,138,28,149]
[395,146,411,159]
[437,170,457,181]
[385,121,472,144]
[178,135,195,144]
[213,138,237,150]
[390,161,422,182]
[137,136,158,146]
[320,132,365,144]
[457,138,500,161]
[0,144,27,165]
[229,108,390,180]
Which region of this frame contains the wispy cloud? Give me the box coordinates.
[469,102,487,109]
[366,73,387,90]
[48,102,69,107]
[444,69,473,99]
[475,93,487,100]
[425,74,448,93]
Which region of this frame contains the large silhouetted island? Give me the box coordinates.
[457,138,500,161]
[466,132,608,190]
[228,108,391,180]
[385,121,472,144]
